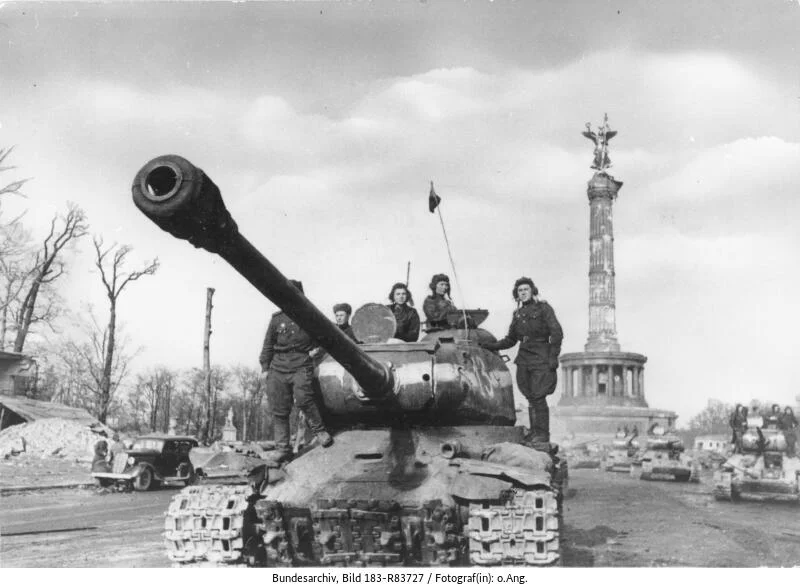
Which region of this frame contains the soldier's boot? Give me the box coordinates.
[273,415,293,461]
[315,430,334,448]
[302,404,333,448]
[524,408,538,442]
[529,398,551,445]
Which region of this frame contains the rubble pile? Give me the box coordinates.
[0,418,110,462]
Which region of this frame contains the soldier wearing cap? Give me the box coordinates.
[259,280,332,459]
[333,303,359,343]
[423,274,456,330]
[480,277,563,444]
[386,283,420,342]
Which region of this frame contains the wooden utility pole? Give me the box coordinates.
[202,287,215,442]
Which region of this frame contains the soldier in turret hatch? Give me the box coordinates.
[386,283,420,342]
[480,277,563,444]
[423,274,456,330]
[259,280,332,459]
[333,303,359,343]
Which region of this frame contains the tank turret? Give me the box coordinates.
[133,154,515,426]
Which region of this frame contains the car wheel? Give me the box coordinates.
[133,466,153,491]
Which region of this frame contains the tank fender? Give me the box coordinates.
[450,471,512,500]
[452,459,552,489]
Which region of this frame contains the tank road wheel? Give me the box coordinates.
[133,466,154,491]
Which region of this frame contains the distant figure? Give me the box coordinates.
[764,404,782,429]
[479,276,563,444]
[729,404,747,453]
[108,433,126,465]
[333,303,359,343]
[259,279,332,460]
[423,274,456,330]
[386,283,420,342]
[92,439,111,473]
[780,406,798,457]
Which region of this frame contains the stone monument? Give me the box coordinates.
[221,407,237,441]
[552,115,677,437]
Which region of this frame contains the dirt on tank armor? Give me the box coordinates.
[132,155,566,567]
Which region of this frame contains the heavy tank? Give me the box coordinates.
[629,425,698,482]
[713,415,800,503]
[132,155,566,567]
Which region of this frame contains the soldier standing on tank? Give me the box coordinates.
[333,303,359,343]
[479,277,563,445]
[423,274,456,330]
[259,280,332,459]
[386,283,420,342]
[780,406,798,457]
[729,404,746,453]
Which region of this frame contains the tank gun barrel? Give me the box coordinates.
[132,155,394,400]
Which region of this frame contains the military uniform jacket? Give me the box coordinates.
[423,295,455,328]
[485,300,563,368]
[387,303,420,342]
[339,323,359,343]
[259,312,315,373]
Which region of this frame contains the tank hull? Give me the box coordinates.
[713,453,800,503]
[164,427,564,567]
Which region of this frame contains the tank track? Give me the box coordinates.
[248,488,560,567]
[164,486,561,567]
[164,485,254,563]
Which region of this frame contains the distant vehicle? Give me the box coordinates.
[92,434,198,491]
[603,431,639,473]
[713,416,800,503]
[629,425,699,482]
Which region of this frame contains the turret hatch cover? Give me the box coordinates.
[351,303,396,343]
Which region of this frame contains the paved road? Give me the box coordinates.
[1,470,798,567]
[0,487,175,567]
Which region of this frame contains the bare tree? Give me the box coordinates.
[13,203,89,352]
[231,365,265,441]
[135,367,178,432]
[91,237,159,422]
[0,221,33,348]
[0,146,31,200]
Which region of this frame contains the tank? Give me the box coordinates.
[132,155,566,567]
[602,431,639,473]
[713,415,800,503]
[629,425,698,482]
[562,439,603,470]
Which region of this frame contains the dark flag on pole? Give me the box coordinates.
[428,181,441,213]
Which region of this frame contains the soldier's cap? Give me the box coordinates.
[512,276,538,299]
[428,273,450,292]
[289,279,304,294]
[333,303,352,315]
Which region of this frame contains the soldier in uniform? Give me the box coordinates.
[780,406,798,457]
[333,303,359,342]
[480,277,563,444]
[386,283,420,342]
[423,274,456,330]
[729,404,746,453]
[259,280,332,459]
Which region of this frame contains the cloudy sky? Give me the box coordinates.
[1,0,799,423]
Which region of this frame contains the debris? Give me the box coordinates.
[0,418,111,462]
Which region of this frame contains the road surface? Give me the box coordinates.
[1,469,798,567]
